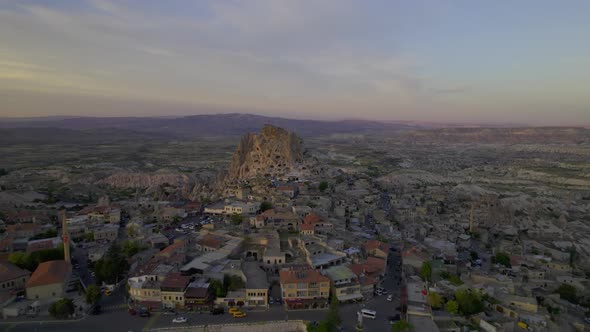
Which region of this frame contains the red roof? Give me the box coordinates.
[0,261,30,283]
[160,272,190,289]
[363,240,388,253]
[26,260,70,288]
[303,213,322,225]
[300,224,315,231]
[156,240,185,258]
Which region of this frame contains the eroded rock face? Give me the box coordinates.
[226,125,305,181]
[99,172,192,189]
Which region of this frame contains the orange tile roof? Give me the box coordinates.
[303,213,322,225]
[363,240,388,253]
[279,266,329,285]
[197,235,223,249]
[26,260,70,288]
[156,240,185,258]
[300,224,315,231]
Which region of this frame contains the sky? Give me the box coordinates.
[1,0,589,125]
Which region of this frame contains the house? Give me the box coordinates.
[88,246,108,262]
[184,281,212,310]
[160,273,190,309]
[498,294,538,313]
[26,260,71,300]
[92,224,119,242]
[128,275,162,309]
[324,265,362,303]
[279,266,330,310]
[299,223,315,235]
[5,224,42,239]
[196,235,223,252]
[26,237,61,253]
[242,262,269,308]
[0,262,30,294]
[363,240,389,259]
[156,240,186,259]
[223,202,259,216]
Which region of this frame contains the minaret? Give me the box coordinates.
[60,210,71,264]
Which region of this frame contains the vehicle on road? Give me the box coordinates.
[387,295,393,302]
[172,316,187,323]
[128,308,137,316]
[269,298,274,305]
[104,289,112,296]
[140,310,151,317]
[232,311,246,318]
[388,314,400,324]
[210,307,224,315]
[228,307,240,314]
[361,309,377,319]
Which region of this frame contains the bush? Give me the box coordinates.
[493,252,511,267]
[445,300,459,315]
[318,181,329,192]
[455,289,484,315]
[259,201,273,212]
[556,284,578,304]
[49,298,74,319]
[420,262,432,282]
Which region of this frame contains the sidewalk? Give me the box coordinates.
[0,314,87,325]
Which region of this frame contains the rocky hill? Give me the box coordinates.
[225,125,305,182]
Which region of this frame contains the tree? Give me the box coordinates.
[230,213,243,225]
[319,181,329,192]
[556,284,578,304]
[391,319,412,332]
[84,284,102,305]
[208,279,226,297]
[94,243,129,284]
[427,291,443,309]
[470,251,479,260]
[259,201,273,212]
[448,274,463,286]
[493,252,511,267]
[121,240,147,258]
[29,229,58,240]
[126,224,139,238]
[455,289,484,315]
[49,298,75,319]
[223,274,245,292]
[420,261,432,282]
[445,300,459,315]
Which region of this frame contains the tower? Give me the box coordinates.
[60,210,71,264]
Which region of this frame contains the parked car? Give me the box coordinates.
[388,314,401,324]
[232,311,246,318]
[172,316,187,323]
[210,307,224,315]
[269,298,274,305]
[140,310,151,317]
[387,295,393,302]
[228,307,240,314]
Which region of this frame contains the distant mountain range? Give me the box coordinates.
[0,113,588,144]
[0,113,417,137]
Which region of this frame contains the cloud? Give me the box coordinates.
[0,0,461,119]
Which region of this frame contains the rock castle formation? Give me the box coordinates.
[225,125,305,182]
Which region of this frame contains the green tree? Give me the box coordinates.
[48,298,75,319]
[391,319,412,332]
[325,296,341,331]
[445,300,459,315]
[121,240,147,258]
[126,224,139,238]
[420,261,432,282]
[84,284,102,305]
[319,181,329,192]
[230,213,243,225]
[493,252,511,267]
[29,229,58,240]
[448,274,463,286]
[455,289,484,315]
[94,243,129,284]
[470,251,479,260]
[428,291,443,309]
[556,284,578,304]
[259,201,273,212]
[208,279,226,297]
[223,274,245,292]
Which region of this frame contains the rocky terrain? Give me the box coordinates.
[224,125,306,182]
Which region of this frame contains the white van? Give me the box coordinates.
[360,309,377,319]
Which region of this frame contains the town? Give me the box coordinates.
[0,123,589,332]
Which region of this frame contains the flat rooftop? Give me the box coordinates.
[242,262,269,290]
